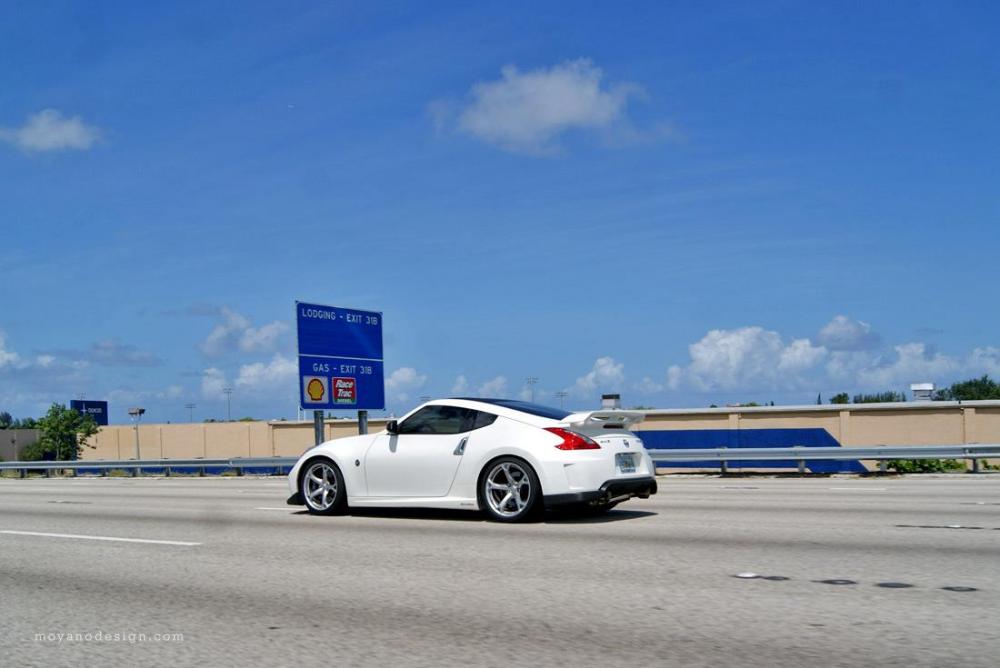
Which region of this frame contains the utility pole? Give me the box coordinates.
[555,391,568,409]
[185,403,196,423]
[223,387,233,421]
[525,377,538,403]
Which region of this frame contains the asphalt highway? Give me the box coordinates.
[1,475,998,667]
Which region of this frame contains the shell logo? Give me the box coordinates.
[307,378,326,401]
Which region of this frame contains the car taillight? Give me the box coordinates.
[545,427,600,450]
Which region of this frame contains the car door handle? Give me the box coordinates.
[454,437,468,456]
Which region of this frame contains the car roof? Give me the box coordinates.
[394,397,570,426]
[448,398,572,420]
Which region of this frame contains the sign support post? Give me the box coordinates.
[313,410,324,446]
[358,410,368,435]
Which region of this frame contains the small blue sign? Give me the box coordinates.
[70,400,109,426]
[296,301,384,410]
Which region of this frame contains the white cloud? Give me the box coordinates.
[633,376,665,394]
[668,326,827,392]
[239,321,289,354]
[386,367,428,403]
[856,343,960,388]
[968,347,1000,377]
[571,356,625,398]
[0,109,101,152]
[201,367,227,398]
[235,354,297,393]
[666,318,1000,395]
[666,365,683,391]
[87,339,161,367]
[444,59,643,155]
[200,309,250,356]
[199,308,288,357]
[451,374,469,395]
[477,375,508,398]
[817,315,881,351]
[198,354,296,409]
[108,384,186,406]
[0,331,23,368]
[0,330,93,414]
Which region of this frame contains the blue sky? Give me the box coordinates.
[2,1,999,423]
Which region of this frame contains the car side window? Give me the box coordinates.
[398,405,477,435]
[472,411,498,430]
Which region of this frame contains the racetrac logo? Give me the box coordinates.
[332,377,357,404]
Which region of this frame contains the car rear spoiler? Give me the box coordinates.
[560,410,646,429]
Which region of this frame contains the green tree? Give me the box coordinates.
[830,393,850,404]
[20,403,99,461]
[12,417,38,429]
[853,391,906,403]
[0,411,12,429]
[935,375,1000,401]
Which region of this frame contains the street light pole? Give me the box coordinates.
[185,403,196,423]
[525,377,538,403]
[555,391,568,409]
[128,407,145,461]
[223,387,233,421]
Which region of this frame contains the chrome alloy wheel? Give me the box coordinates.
[484,461,531,518]
[303,461,339,512]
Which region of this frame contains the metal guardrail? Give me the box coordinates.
[0,445,996,477]
[645,444,1000,474]
[0,457,299,478]
[645,444,1000,461]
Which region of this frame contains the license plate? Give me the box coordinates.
[616,453,636,473]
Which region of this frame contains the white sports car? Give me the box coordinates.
[287,398,657,522]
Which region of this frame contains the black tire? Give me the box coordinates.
[478,456,542,522]
[299,457,347,515]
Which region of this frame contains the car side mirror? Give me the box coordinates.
[386,420,398,435]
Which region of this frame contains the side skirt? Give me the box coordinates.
[347,496,480,510]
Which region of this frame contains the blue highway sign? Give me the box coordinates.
[70,400,109,426]
[296,302,385,410]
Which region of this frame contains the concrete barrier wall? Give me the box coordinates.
[1,429,40,460]
[82,419,392,460]
[77,402,1000,465]
[636,402,1000,447]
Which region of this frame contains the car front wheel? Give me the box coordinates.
[300,458,346,515]
[480,457,540,522]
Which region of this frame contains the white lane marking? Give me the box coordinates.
[829,487,886,491]
[0,530,200,546]
[255,507,293,511]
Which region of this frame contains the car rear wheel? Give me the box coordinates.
[300,458,346,515]
[479,457,540,522]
